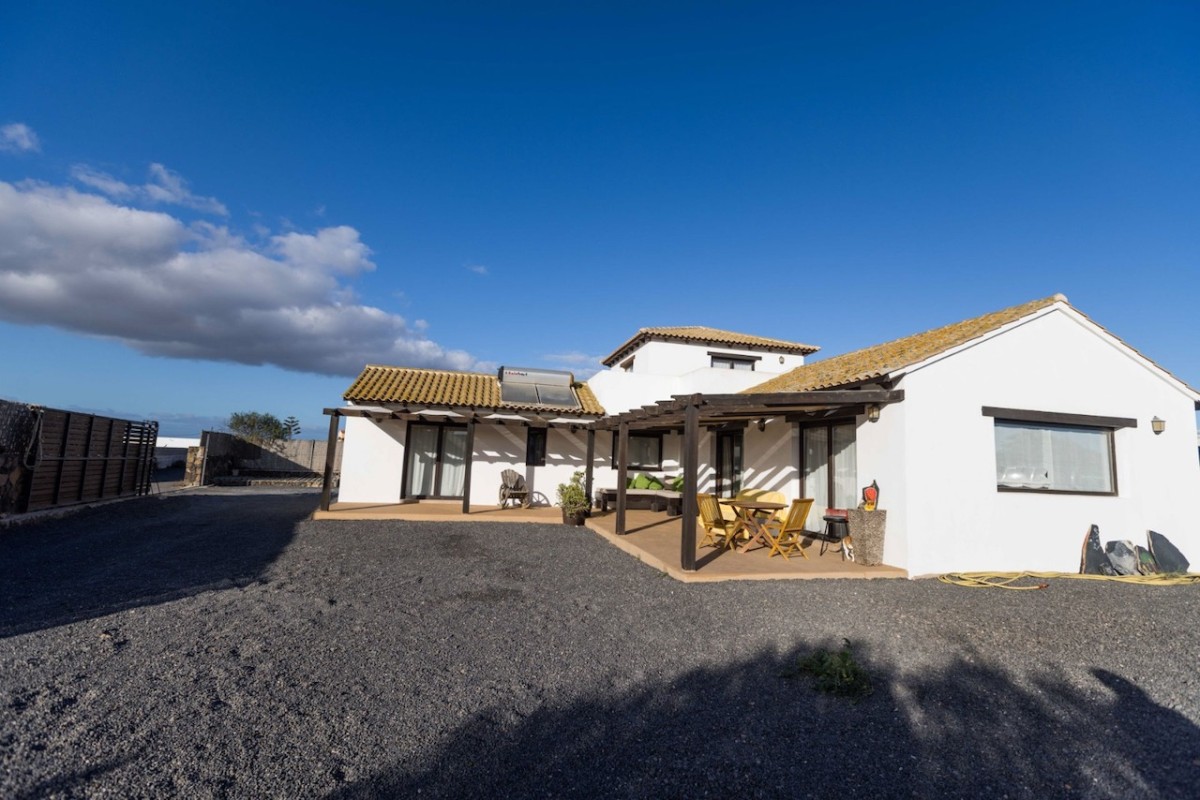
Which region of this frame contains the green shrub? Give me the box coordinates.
[784,639,873,701]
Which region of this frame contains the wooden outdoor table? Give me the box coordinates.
[722,500,786,553]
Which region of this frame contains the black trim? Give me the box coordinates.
[982,406,1137,429]
[706,350,762,361]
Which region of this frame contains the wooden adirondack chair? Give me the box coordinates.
[499,469,530,508]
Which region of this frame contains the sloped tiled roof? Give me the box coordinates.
[746,295,1066,394]
[602,325,819,367]
[343,365,605,415]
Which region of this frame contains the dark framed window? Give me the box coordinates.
[993,422,1116,495]
[611,431,664,470]
[800,421,857,515]
[709,351,758,371]
[985,407,1129,496]
[402,421,469,499]
[715,430,743,497]
[526,427,547,467]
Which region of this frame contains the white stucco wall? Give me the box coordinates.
[621,340,807,377]
[337,416,406,503]
[888,308,1200,576]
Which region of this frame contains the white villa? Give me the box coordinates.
[323,295,1200,577]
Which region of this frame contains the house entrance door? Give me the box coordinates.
[405,423,468,499]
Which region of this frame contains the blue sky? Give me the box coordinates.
[1,2,1197,437]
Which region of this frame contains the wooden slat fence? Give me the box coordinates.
[22,408,158,512]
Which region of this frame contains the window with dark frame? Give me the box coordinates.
[993,421,1115,494]
[526,427,547,467]
[710,354,756,370]
[985,407,1129,496]
[611,431,664,470]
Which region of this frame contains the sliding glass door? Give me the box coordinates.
[801,422,857,521]
[405,423,469,499]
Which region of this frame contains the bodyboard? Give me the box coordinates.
[1147,530,1190,574]
[1080,525,1116,575]
[1134,545,1158,575]
[1104,540,1138,576]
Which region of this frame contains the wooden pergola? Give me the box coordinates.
[319,387,903,572]
[590,389,904,571]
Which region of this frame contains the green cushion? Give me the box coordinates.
[632,474,652,490]
[627,476,636,488]
[670,475,685,492]
[645,475,664,490]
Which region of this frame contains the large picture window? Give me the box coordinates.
[994,421,1115,494]
[612,431,663,470]
[983,406,1132,496]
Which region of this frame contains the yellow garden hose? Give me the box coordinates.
[938,571,1200,589]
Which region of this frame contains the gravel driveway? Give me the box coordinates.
[2,488,1198,799]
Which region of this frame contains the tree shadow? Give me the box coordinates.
[0,491,315,638]
[327,641,1200,799]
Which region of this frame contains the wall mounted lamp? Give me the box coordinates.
[867,404,881,423]
[1151,416,1166,435]
[756,418,767,432]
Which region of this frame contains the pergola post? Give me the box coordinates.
[681,401,700,571]
[616,421,629,535]
[319,412,341,512]
[461,418,476,514]
[584,428,595,509]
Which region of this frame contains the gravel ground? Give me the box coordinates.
[2,487,1199,799]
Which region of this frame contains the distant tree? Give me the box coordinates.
[226,411,291,447]
[282,416,302,438]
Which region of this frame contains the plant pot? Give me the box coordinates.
[846,509,886,566]
[562,509,588,525]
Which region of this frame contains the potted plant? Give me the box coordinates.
[556,470,590,525]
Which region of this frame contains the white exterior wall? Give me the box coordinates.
[887,309,1200,577]
[854,401,910,568]
[623,340,806,377]
[338,416,407,503]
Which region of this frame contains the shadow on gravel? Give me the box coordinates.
[0,491,315,638]
[328,642,1200,799]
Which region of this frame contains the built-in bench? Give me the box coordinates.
[596,488,682,516]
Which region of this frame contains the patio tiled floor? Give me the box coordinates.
[312,500,907,582]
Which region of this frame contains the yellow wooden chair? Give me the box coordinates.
[759,498,815,560]
[697,493,739,549]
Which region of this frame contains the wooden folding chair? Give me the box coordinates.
[759,499,815,560]
[697,493,739,548]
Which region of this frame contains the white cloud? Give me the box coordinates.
[0,123,40,153]
[543,351,604,379]
[0,179,478,376]
[70,162,229,216]
[467,264,489,275]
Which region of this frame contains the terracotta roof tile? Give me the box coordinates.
[602,325,818,367]
[746,295,1066,393]
[343,365,605,415]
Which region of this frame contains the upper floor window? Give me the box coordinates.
[709,351,758,370]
